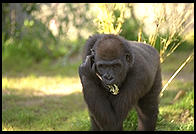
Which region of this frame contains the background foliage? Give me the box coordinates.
[2,3,194,131]
[2,3,194,67]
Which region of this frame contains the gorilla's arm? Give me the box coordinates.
[82,78,120,130]
[79,55,122,130]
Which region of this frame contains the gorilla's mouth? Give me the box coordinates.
[96,73,119,95]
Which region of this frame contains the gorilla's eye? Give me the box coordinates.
[98,64,105,69]
[113,64,121,69]
[97,64,107,73]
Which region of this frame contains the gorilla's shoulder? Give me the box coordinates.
[127,41,159,57]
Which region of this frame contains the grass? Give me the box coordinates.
[2,93,90,131]
[157,81,194,131]
[2,51,194,131]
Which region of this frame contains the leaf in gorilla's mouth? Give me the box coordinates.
[107,84,119,95]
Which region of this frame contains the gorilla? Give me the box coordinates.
[78,34,162,131]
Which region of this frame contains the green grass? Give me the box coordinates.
[157,81,194,131]
[2,91,90,131]
[2,79,193,131]
[2,51,194,131]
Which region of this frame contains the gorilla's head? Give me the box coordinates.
[92,35,134,89]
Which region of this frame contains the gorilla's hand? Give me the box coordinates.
[79,55,97,80]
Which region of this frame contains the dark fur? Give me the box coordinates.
[79,34,162,131]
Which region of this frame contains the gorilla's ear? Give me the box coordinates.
[126,54,131,63]
[125,52,134,68]
[117,36,135,68]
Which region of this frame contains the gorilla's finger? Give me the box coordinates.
[84,55,91,64]
[86,55,94,68]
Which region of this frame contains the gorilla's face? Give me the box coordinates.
[95,58,127,87]
[94,38,131,88]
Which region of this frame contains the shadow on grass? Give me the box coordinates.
[2,87,91,131]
